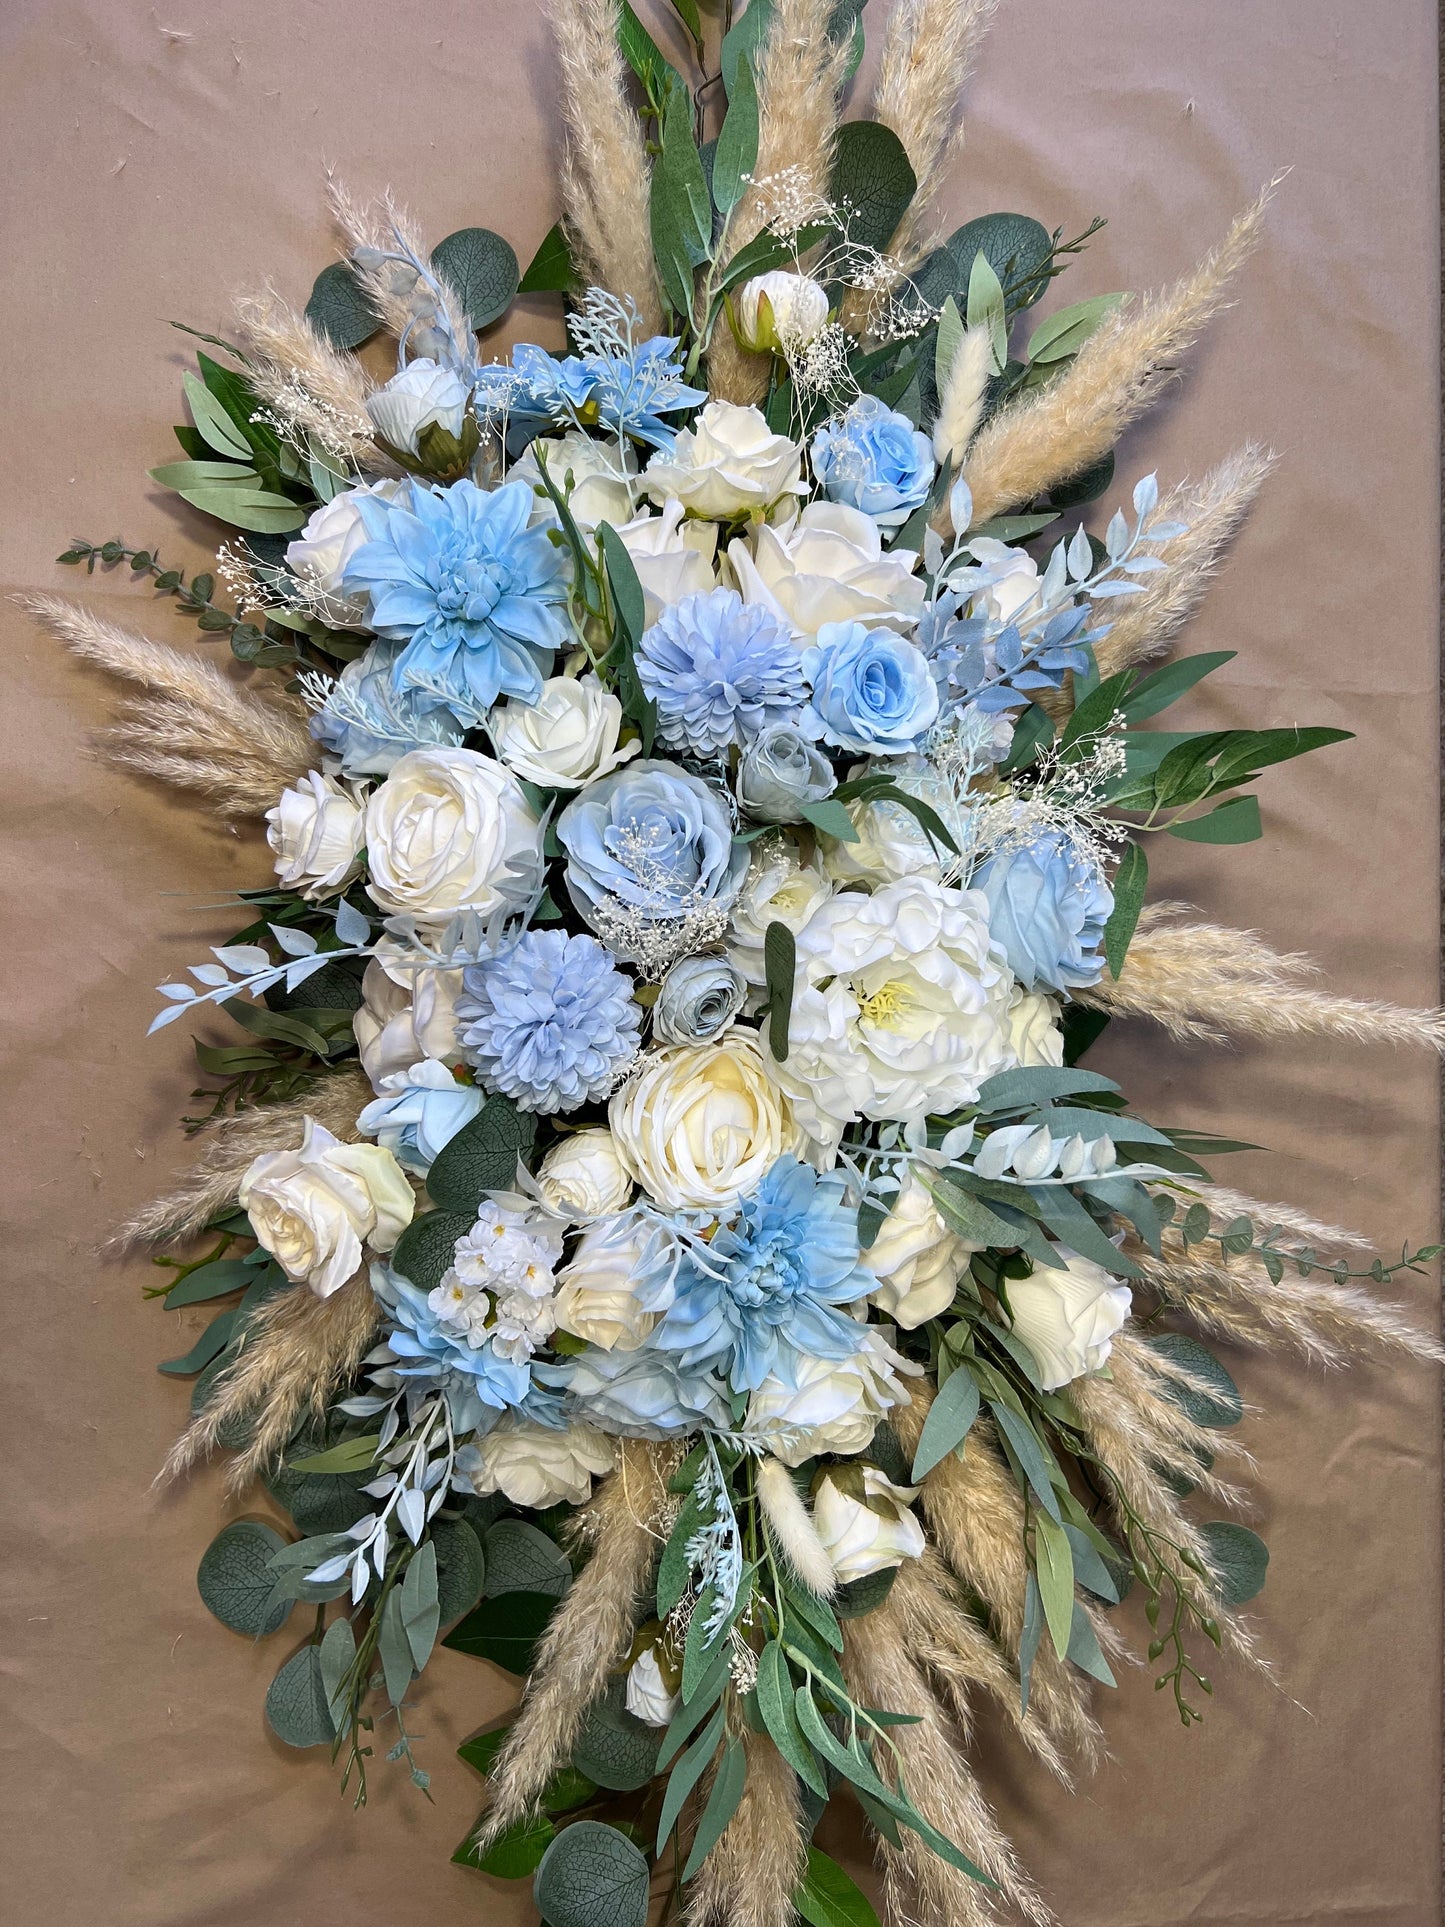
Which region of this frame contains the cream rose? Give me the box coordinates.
[466,1413,616,1508]
[510,429,638,531]
[811,1466,927,1584]
[820,759,972,889]
[609,1033,801,1213]
[490,676,640,790]
[746,1326,917,1467]
[863,1168,981,1329]
[726,836,832,995]
[956,537,1043,625]
[1006,1246,1132,1391]
[553,1212,676,1352]
[616,498,719,625]
[729,501,927,639]
[353,938,466,1089]
[537,1129,635,1217]
[364,746,541,925]
[643,401,804,520]
[239,1118,414,1299]
[1002,985,1066,1069]
[265,771,366,900]
[284,479,404,627]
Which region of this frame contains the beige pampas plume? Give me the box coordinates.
[756,1455,836,1594]
[685,1726,807,1927]
[932,323,994,467]
[230,284,379,465]
[1092,445,1275,677]
[327,180,476,353]
[954,184,1275,529]
[551,0,665,335]
[25,595,317,818]
[873,0,999,271]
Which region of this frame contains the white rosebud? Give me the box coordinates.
[1006,1246,1132,1390]
[950,537,1043,625]
[733,271,830,355]
[510,430,638,532]
[537,1129,635,1218]
[354,938,466,1090]
[365,358,471,458]
[811,1465,927,1585]
[265,770,366,901]
[746,1327,918,1467]
[239,1118,415,1299]
[466,1413,616,1509]
[553,1211,676,1352]
[624,1646,679,1728]
[1001,986,1065,1069]
[643,401,805,520]
[364,746,541,927]
[863,1168,981,1329]
[284,479,404,627]
[729,501,926,640]
[616,498,719,626]
[490,675,640,791]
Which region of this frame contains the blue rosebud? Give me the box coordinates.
[811,395,936,532]
[802,620,940,755]
[309,637,469,778]
[654,953,747,1045]
[735,723,837,823]
[356,1059,483,1173]
[636,587,810,757]
[975,831,1114,993]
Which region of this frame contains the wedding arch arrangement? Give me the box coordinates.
[33,3,1442,1924]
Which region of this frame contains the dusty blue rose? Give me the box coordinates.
[811,395,936,532]
[975,831,1114,993]
[556,760,749,930]
[735,724,837,823]
[654,954,747,1045]
[802,620,940,756]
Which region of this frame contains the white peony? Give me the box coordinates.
[609,1033,802,1213]
[1005,1246,1132,1391]
[510,430,638,532]
[364,746,541,926]
[811,1466,927,1584]
[239,1118,415,1299]
[624,1646,679,1727]
[366,358,471,457]
[726,836,832,994]
[537,1129,635,1218]
[553,1212,674,1351]
[616,498,719,626]
[353,939,466,1089]
[746,1326,917,1467]
[732,271,830,354]
[765,875,1014,1147]
[467,1413,616,1508]
[265,770,366,900]
[643,401,804,520]
[284,479,402,627]
[729,501,927,639]
[490,675,640,790]
[863,1168,982,1328]
[1001,986,1066,1069]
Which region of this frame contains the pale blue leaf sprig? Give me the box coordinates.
[149,899,374,1034]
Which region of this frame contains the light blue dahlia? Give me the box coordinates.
[543,1344,731,1439]
[458,929,642,1114]
[370,1263,532,1434]
[636,588,811,757]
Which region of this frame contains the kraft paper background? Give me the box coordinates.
[0,3,1439,1923]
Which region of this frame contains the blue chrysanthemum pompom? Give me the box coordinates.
[458,929,642,1114]
[635,586,810,757]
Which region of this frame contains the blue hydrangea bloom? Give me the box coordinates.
[557,760,749,931]
[975,830,1114,993]
[636,588,810,757]
[474,337,706,451]
[339,477,570,715]
[543,1343,731,1438]
[310,638,469,777]
[802,620,940,755]
[812,395,936,531]
[356,1059,483,1174]
[458,929,642,1114]
[370,1262,532,1434]
[651,1156,876,1392]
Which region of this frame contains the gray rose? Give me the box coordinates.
[653,953,748,1045]
[736,724,836,824]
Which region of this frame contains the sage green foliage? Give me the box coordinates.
[534,1822,651,1927]
[430,227,519,330]
[572,1677,664,1792]
[483,1518,574,1599]
[425,1093,537,1216]
[305,259,381,348]
[265,1644,336,1748]
[391,1209,477,1294]
[197,1521,293,1637]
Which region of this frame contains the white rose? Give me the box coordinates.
[537,1129,635,1217]
[733,271,830,354]
[354,939,466,1089]
[366,358,471,457]
[820,760,972,890]
[746,1326,917,1467]
[726,835,832,994]
[490,676,640,790]
[811,1466,927,1584]
[364,746,541,925]
[766,875,1014,1147]
[616,498,719,626]
[1006,1247,1132,1391]
[955,537,1042,625]
[643,401,805,520]
[729,502,926,640]
[553,1211,676,1351]
[1002,986,1065,1069]
[239,1118,415,1299]
[284,479,403,626]
[510,430,638,532]
[863,1168,980,1329]
[624,1646,679,1727]
[265,771,366,900]
[466,1413,616,1509]
[609,1033,802,1213]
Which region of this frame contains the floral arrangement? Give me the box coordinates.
[35,4,1443,1925]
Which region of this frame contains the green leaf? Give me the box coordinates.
[755,1640,827,1796]
[1000,702,1056,776]
[682,1735,747,1879]
[1120,650,1236,724]
[619,0,687,109]
[721,0,774,96]
[925,1175,1023,1250]
[1033,1511,1076,1661]
[162,1258,256,1309]
[442,1589,558,1673]
[454,1810,556,1877]
[712,50,759,216]
[764,919,796,1062]
[159,1306,240,1376]
[1028,1182,1141,1279]
[829,119,916,254]
[988,1401,1063,1523]
[318,1616,356,1730]
[832,1564,899,1619]
[1199,1521,1268,1605]
[657,1704,726,1849]
[1167,795,1263,844]
[976,1064,1120,1112]
[149,458,258,489]
[911,1369,981,1479]
[794,1847,883,1927]
[265,1643,335,1747]
[714,220,838,297]
[1025,292,1126,364]
[1103,840,1148,978]
[1061,1522,1121,1604]
[934,293,965,397]
[378,1587,415,1705]
[288,1433,381,1475]
[425,1095,537,1216]
[183,371,253,460]
[1065,1601,1117,1686]
[401,1539,442,1671]
[458,1722,512,1778]
[934,212,1054,313]
[1146,1334,1243,1429]
[965,250,1007,371]
[431,227,520,331]
[534,1822,651,1927]
[434,1517,487,1624]
[197,1521,292,1636]
[669,0,704,45]
[797,796,859,842]
[518,222,577,295]
[305,259,381,349]
[572,1675,664,1792]
[650,87,713,315]
[484,1518,573,1598]
[657,1648,729,1766]
[391,1209,475,1294]
[598,521,647,645]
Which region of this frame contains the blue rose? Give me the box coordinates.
[544,1344,731,1438]
[802,620,940,755]
[309,637,469,777]
[811,395,936,532]
[975,831,1114,993]
[556,760,749,935]
[356,1059,483,1173]
[654,953,747,1045]
[735,723,837,823]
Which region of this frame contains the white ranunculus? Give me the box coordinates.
[643,401,805,520]
[955,537,1043,626]
[729,501,927,640]
[466,1413,616,1508]
[510,430,638,532]
[364,747,541,925]
[284,479,403,626]
[490,675,640,791]
[726,836,832,993]
[733,271,830,355]
[537,1129,635,1218]
[1006,1247,1132,1391]
[1002,986,1066,1069]
[746,1326,917,1467]
[609,1033,802,1213]
[766,875,1013,1148]
[366,358,471,457]
[624,1646,679,1727]
[239,1118,415,1299]
[863,1168,982,1329]
[354,939,466,1089]
[553,1211,676,1351]
[265,770,366,900]
[616,498,719,626]
[811,1466,927,1584]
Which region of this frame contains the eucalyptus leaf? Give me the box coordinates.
[1199,1520,1268,1604]
[305,259,381,349]
[442,1589,558,1673]
[431,227,520,331]
[454,1810,556,1877]
[572,1675,664,1792]
[426,1096,537,1216]
[829,119,916,254]
[533,1821,651,1927]
[484,1518,573,1599]
[911,1369,981,1480]
[197,1521,293,1636]
[433,1517,487,1624]
[265,1643,336,1747]
[391,1210,474,1294]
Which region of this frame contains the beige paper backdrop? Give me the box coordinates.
[0,2,1439,1922]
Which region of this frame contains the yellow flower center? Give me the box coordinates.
[856,979,911,1028]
